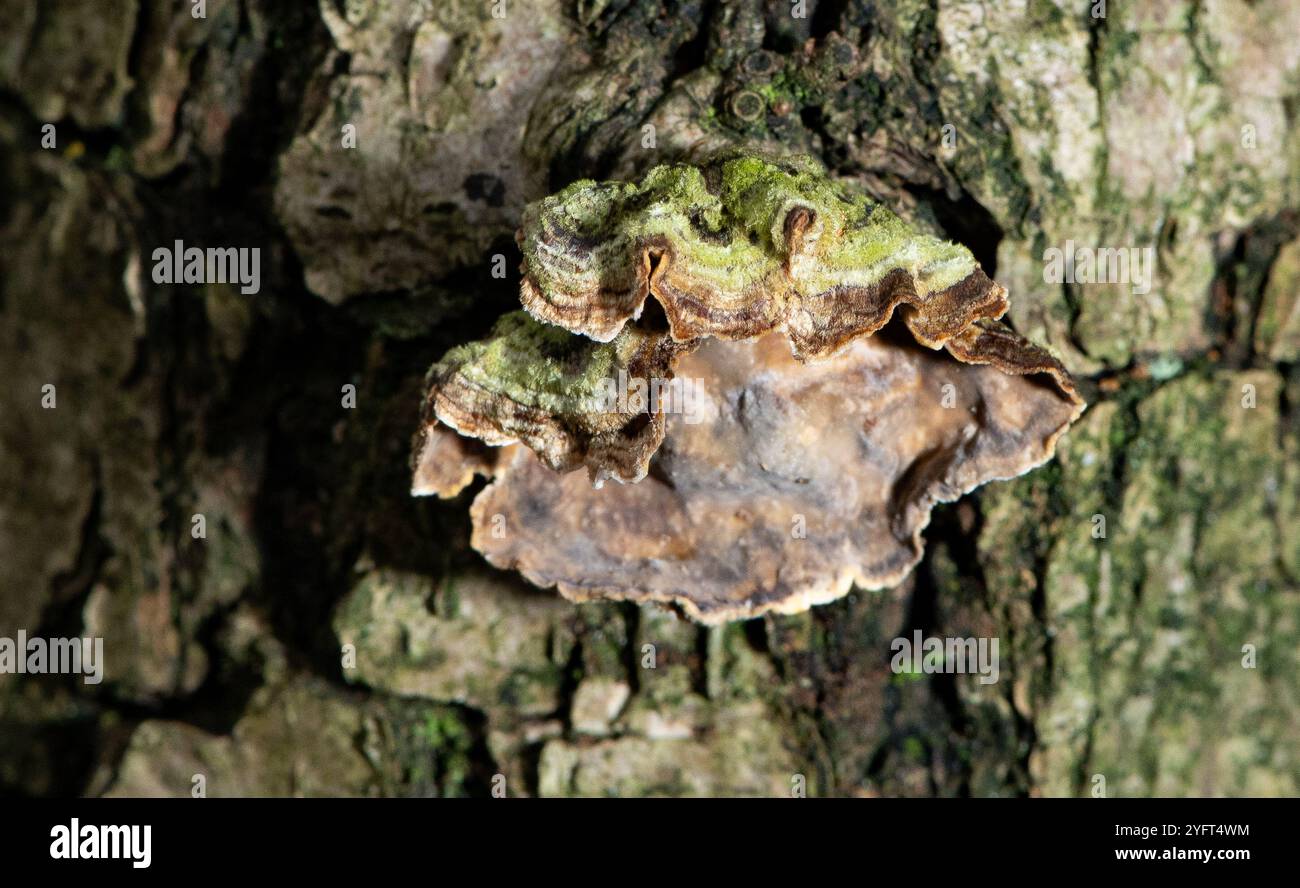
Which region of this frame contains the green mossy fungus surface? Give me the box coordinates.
[522,154,976,309]
[432,311,621,417]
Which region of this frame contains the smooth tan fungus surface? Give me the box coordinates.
[425,323,1079,623]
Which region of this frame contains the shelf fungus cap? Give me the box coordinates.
[414,154,1085,623]
[415,311,691,487]
[518,153,1009,359]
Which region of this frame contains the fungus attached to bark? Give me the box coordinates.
[418,311,690,487]
[413,153,1085,623]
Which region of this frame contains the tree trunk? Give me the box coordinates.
[1,0,1296,797]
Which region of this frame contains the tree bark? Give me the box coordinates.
[1,0,1297,797]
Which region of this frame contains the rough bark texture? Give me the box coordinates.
[1,0,1297,796]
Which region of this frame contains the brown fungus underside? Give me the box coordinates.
[412,156,1085,624]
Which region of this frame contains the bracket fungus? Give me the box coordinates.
[413,153,1085,624]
